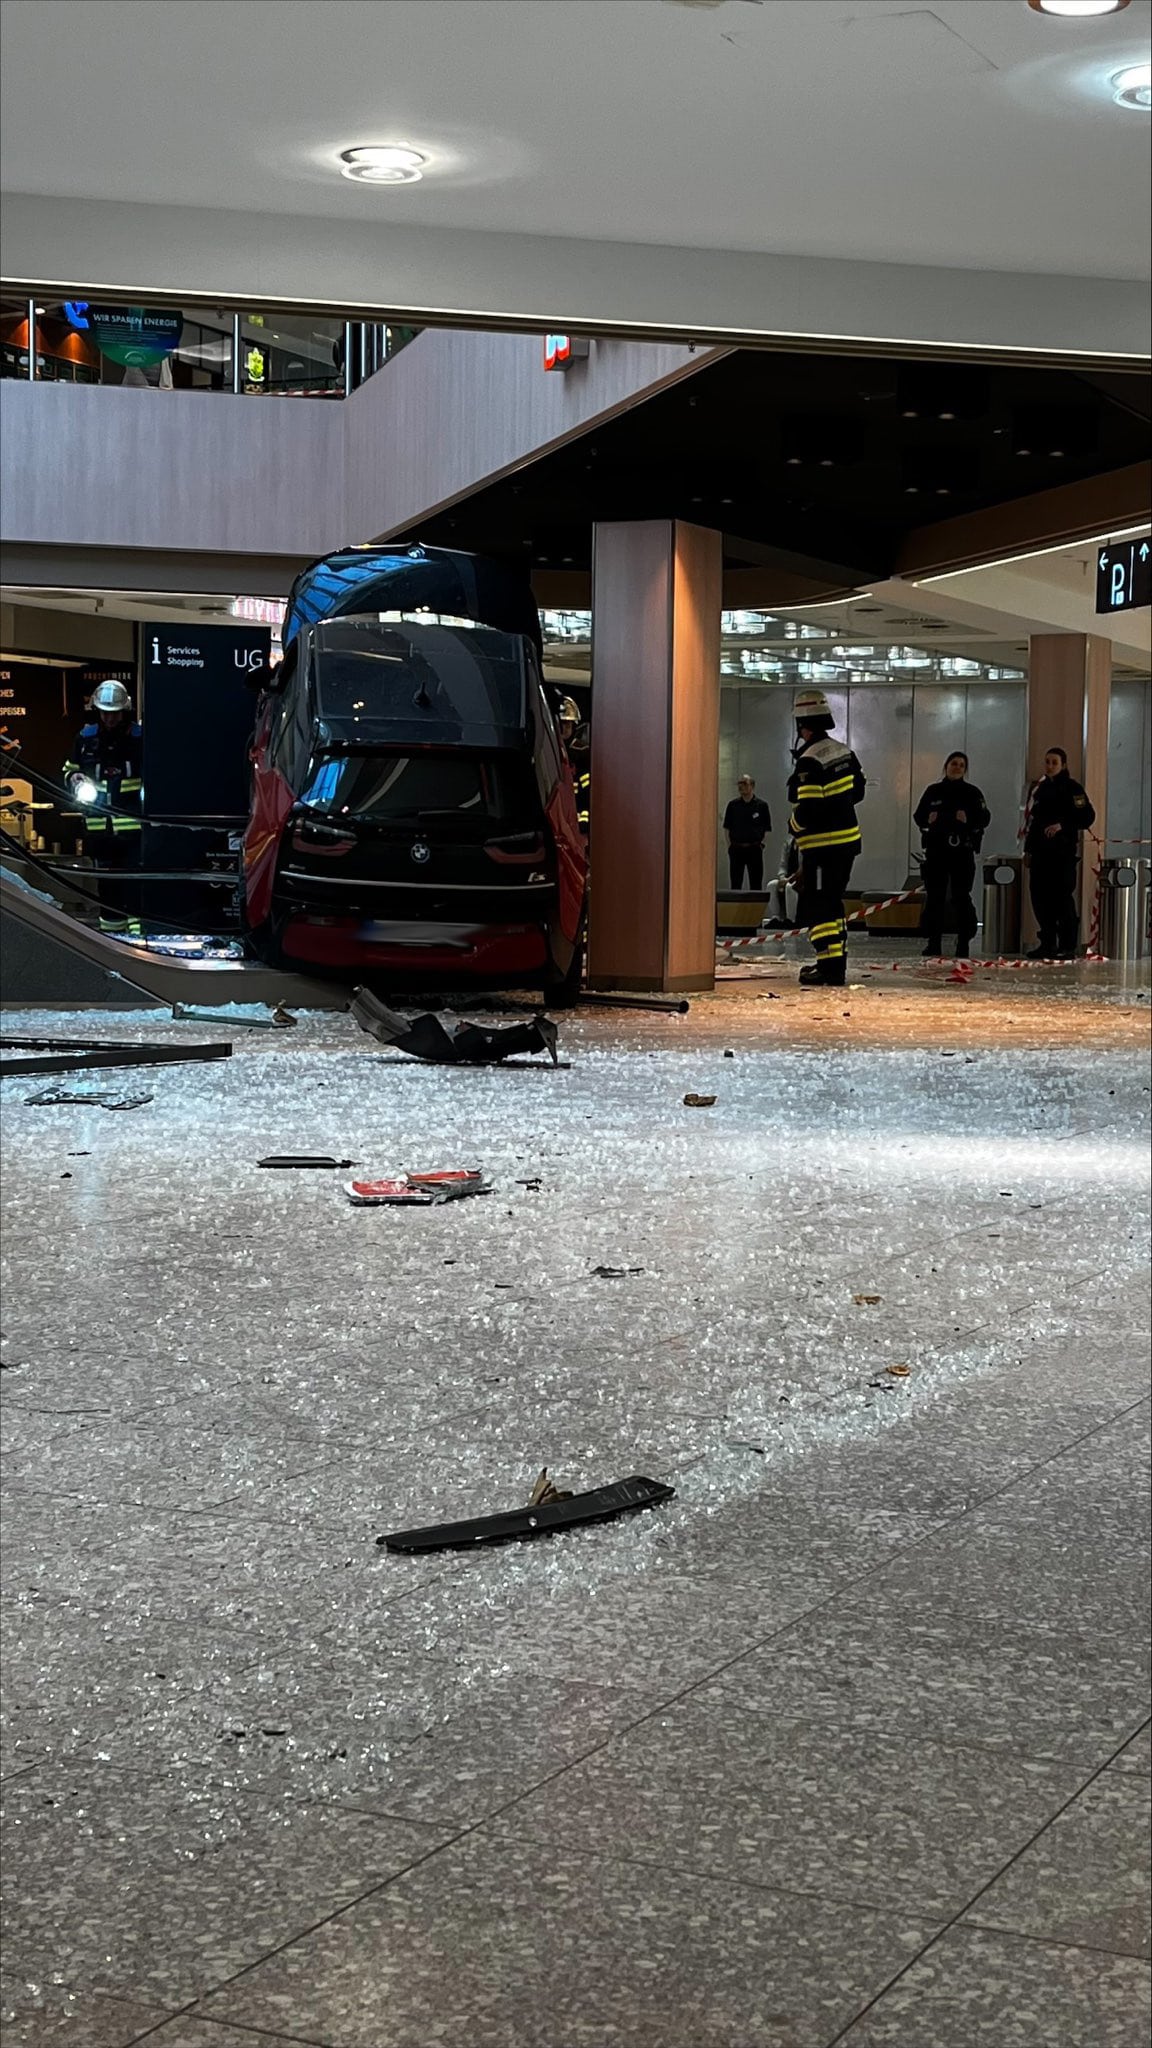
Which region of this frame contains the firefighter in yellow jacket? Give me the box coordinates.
[63,679,144,926]
[787,688,866,987]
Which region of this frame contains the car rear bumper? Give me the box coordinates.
[279,914,551,976]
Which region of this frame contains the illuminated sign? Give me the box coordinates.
[62,302,183,367]
[1096,535,1151,615]
[543,334,589,372]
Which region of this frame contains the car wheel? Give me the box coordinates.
[546,928,585,1009]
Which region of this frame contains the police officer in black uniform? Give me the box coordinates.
[723,774,772,890]
[63,679,144,925]
[914,751,991,959]
[1025,746,1096,959]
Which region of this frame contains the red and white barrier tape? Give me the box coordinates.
[719,885,925,950]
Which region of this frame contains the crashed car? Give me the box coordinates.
[241,600,587,995]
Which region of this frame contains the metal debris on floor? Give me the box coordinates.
[683,1093,717,1108]
[853,1293,883,1305]
[257,1155,358,1170]
[0,1034,232,1078]
[351,987,559,1065]
[527,1468,572,1507]
[23,1087,154,1111]
[592,1264,645,1278]
[380,1472,676,1553]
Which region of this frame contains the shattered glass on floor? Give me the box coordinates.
[2,947,1149,2043]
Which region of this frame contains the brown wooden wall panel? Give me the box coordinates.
[898,464,1151,580]
[586,522,674,988]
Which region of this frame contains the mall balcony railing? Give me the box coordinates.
[0,300,419,397]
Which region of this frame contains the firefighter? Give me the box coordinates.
[1025,746,1096,959]
[555,694,590,831]
[63,679,144,927]
[787,688,866,987]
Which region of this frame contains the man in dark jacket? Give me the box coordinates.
[788,689,866,987]
[723,774,772,890]
[1024,747,1097,959]
[914,751,991,959]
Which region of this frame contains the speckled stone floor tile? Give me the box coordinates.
[836,1924,1152,2046]
[850,1511,1152,1642]
[1111,1723,1152,1776]
[85,1663,662,1816]
[132,2023,314,2047]
[964,1773,1152,1958]
[198,1831,939,2048]
[0,1761,452,2007]
[698,1605,1151,1768]
[475,1693,1083,1919]
[0,1978,169,2048]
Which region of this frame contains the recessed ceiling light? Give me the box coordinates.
[1029,0,1128,12]
[339,146,426,184]
[1111,62,1151,109]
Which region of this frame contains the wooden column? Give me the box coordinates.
[1025,632,1110,941]
[586,520,722,992]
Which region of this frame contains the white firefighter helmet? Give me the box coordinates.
[91,680,131,714]
[793,687,832,726]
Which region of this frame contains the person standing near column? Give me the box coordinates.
[723,773,772,890]
[1025,747,1096,959]
[914,751,991,960]
[788,690,866,987]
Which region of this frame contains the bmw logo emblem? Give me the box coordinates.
[410,839,431,866]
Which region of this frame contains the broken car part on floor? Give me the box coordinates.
[381,1473,676,1553]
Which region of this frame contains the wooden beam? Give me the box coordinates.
[896,464,1151,579]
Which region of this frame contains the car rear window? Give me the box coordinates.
[311,619,526,739]
[299,751,529,826]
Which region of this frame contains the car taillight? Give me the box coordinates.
[292,821,356,855]
[484,834,546,865]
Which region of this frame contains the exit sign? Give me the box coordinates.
[543,334,589,372]
[1096,534,1150,615]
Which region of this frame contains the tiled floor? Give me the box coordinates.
[1,947,1149,2045]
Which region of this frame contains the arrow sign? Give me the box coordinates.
[1096,534,1151,615]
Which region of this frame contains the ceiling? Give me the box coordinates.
[398,345,1152,583]
[1,0,1149,285]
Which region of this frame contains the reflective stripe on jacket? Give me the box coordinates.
[788,737,866,854]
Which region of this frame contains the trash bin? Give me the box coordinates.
[982,857,1022,956]
[1098,858,1151,962]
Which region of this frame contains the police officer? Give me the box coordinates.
[1025,746,1096,959]
[63,679,144,924]
[555,694,590,833]
[788,688,866,987]
[913,750,991,960]
[723,773,772,890]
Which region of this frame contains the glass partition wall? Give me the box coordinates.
[0,299,417,392]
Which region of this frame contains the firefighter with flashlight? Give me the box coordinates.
[63,679,144,928]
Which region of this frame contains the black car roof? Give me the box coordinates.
[283,543,542,655]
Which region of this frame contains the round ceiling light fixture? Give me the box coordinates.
[339,146,427,184]
[1027,0,1129,15]
[1110,61,1151,107]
